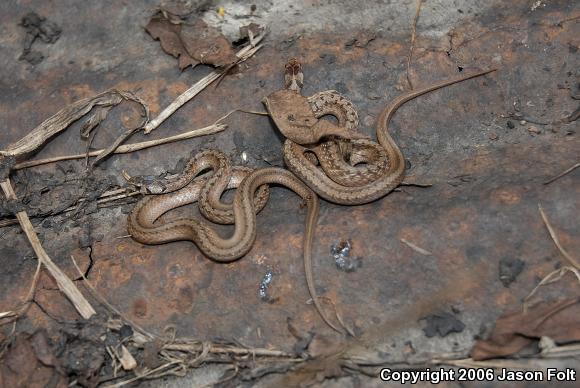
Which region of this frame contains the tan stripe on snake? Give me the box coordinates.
[127,59,496,333]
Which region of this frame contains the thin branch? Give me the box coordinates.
[400,238,432,256]
[14,123,226,170]
[0,178,96,319]
[162,342,295,358]
[543,162,580,185]
[406,0,424,90]
[524,266,580,310]
[538,204,580,269]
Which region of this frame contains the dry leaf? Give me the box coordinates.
[145,13,237,69]
[145,12,199,70]
[471,298,580,360]
[179,19,237,67]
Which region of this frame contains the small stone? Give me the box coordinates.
[506,120,515,129]
[519,120,526,125]
[119,324,134,339]
[488,132,499,140]
[527,125,541,134]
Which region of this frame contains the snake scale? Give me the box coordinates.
[128,58,496,333]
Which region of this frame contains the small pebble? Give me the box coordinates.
[506,120,515,129]
[527,125,541,134]
[488,132,499,140]
[519,120,526,125]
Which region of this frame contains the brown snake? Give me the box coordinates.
[127,59,496,334]
[263,59,497,205]
[127,150,344,332]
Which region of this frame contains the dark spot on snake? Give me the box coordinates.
[287,114,295,122]
[405,159,412,170]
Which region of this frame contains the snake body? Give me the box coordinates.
[128,59,496,334]
[127,150,343,332]
[264,59,496,205]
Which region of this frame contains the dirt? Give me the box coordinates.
[0,0,579,386]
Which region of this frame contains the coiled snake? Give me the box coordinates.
[127,59,495,333]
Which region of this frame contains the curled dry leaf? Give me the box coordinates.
[471,298,580,360]
[145,12,237,70]
[145,12,199,70]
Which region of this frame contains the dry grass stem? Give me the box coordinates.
[14,122,226,170]
[0,179,96,319]
[538,204,579,269]
[400,238,432,255]
[523,266,580,310]
[162,342,295,358]
[543,162,580,185]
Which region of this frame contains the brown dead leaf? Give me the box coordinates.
[145,12,237,69]
[180,19,237,67]
[471,298,580,360]
[145,13,199,70]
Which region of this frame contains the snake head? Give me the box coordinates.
[284,58,304,93]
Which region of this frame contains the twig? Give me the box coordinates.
[162,342,295,358]
[543,162,580,185]
[523,266,580,310]
[14,122,226,170]
[143,32,266,134]
[538,204,580,269]
[400,238,432,255]
[0,179,96,319]
[406,0,423,90]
